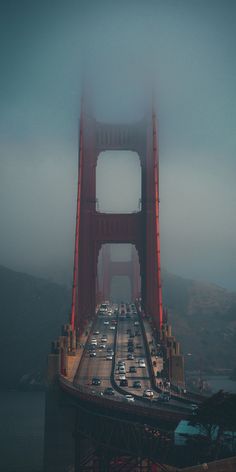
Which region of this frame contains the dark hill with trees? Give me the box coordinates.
[0,265,70,388]
[0,265,235,388]
[162,270,236,372]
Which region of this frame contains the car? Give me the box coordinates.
[120,379,128,387]
[88,344,96,350]
[106,354,113,360]
[101,337,107,342]
[134,321,139,326]
[109,326,115,330]
[129,332,135,338]
[118,366,126,374]
[91,339,97,345]
[118,360,125,366]
[136,343,142,349]
[127,354,134,360]
[127,328,131,334]
[125,394,135,402]
[100,304,108,313]
[104,321,109,325]
[143,389,154,398]
[89,351,96,357]
[119,374,126,380]
[128,346,134,353]
[93,330,100,335]
[107,348,114,354]
[92,377,101,385]
[133,380,141,389]
[129,365,137,373]
[99,343,106,349]
[104,387,115,395]
[139,359,146,368]
[159,392,171,402]
[191,403,199,413]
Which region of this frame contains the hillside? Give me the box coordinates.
[162,270,236,372]
[0,265,235,387]
[0,265,70,388]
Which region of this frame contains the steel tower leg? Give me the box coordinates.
[71,98,163,333]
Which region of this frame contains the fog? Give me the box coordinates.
[0,0,235,290]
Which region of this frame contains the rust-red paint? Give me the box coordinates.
[70,100,163,332]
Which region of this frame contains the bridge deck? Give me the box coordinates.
[59,303,196,425]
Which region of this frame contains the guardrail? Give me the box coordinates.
[138,311,206,406]
[59,374,189,424]
[138,310,158,391]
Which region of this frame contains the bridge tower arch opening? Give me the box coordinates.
[71,99,163,334]
[96,150,141,214]
[111,276,131,302]
[97,243,141,303]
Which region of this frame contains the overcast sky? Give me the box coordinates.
[0,0,235,291]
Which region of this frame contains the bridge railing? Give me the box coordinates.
[59,373,190,420]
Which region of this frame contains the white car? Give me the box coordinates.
[139,359,146,368]
[91,339,97,345]
[125,394,135,402]
[143,389,154,398]
[109,325,115,330]
[118,366,126,374]
[119,374,126,380]
[106,354,113,360]
[104,320,109,325]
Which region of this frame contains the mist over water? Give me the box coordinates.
[0,0,235,290]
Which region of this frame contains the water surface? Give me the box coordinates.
[0,391,45,472]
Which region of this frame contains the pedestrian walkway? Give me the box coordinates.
[143,317,164,388]
[66,321,92,381]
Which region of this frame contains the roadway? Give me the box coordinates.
[114,309,153,397]
[74,302,194,413]
[74,314,116,393]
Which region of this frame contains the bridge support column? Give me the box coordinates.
[43,387,76,472]
[74,431,84,472]
[98,449,110,472]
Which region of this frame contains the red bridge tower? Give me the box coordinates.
[99,244,141,302]
[71,100,163,333]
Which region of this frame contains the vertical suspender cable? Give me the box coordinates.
[152,111,163,328]
[71,111,84,331]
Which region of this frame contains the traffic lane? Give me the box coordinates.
[75,308,191,410]
[75,317,114,389]
[115,317,153,397]
[74,316,116,393]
